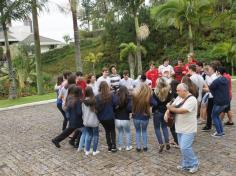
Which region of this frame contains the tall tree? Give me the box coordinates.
[31,0,44,94]
[0,0,31,99]
[70,0,82,72]
[110,0,148,75]
[79,0,94,31]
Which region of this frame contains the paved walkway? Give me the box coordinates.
[0,85,236,176]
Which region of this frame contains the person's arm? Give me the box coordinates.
[167,106,189,114]
[167,96,196,114]
[170,66,175,75]
[209,79,217,91]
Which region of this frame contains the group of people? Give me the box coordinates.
[51,52,233,174]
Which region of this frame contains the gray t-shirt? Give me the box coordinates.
[190,73,205,102]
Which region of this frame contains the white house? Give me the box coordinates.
[0,19,64,53]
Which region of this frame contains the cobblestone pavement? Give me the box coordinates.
[0,85,236,176]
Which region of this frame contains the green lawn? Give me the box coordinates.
[0,92,56,108]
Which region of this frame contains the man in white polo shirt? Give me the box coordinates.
[166,83,199,173]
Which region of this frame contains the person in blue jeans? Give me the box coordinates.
[166,83,199,173]
[132,83,157,152]
[152,78,172,153]
[114,86,132,151]
[209,66,230,137]
[81,87,100,155]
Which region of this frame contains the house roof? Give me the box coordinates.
[0,31,19,42]
[21,34,62,45]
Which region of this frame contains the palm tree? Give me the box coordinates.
[0,0,31,99]
[31,0,45,95]
[84,52,103,74]
[70,0,83,72]
[213,41,236,76]
[119,42,146,79]
[151,0,213,52]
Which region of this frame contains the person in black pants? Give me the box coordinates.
[96,81,117,152]
[52,85,83,148]
[169,80,179,146]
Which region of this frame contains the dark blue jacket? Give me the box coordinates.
[152,92,172,113]
[210,76,230,106]
[67,99,83,128]
[133,96,157,120]
[114,97,132,120]
[96,93,117,121]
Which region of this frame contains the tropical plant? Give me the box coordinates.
[213,41,236,75]
[84,52,103,74]
[0,0,31,99]
[13,45,36,93]
[63,34,72,44]
[119,42,146,78]
[151,0,213,52]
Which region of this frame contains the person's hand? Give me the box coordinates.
[164,110,169,122]
[166,103,172,109]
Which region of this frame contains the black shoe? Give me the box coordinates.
[166,143,170,150]
[74,140,79,149]
[201,126,211,132]
[111,148,117,153]
[136,148,142,152]
[143,147,148,152]
[69,140,75,147]
[52,139,61,148]
[159,144,164,153]
[111,144,117,152]
[225,121,234,126]
[108,146,112,152]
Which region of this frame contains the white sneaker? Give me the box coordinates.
[85,151,91,156]
[126,146,133,151]
[188,165,199,173]
[118,147,123,151]
[93,151,100,156]
[176,165,189,171]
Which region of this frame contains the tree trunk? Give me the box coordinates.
[92,63,95,74]
[134,15,142,75]
[188,23,194,53]
[2,22,17,99]
[231,59,234,76]
[32,0,44,95]
[71,0,82,72]
[128,54,135,79]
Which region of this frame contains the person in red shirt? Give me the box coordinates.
[146,61,158,89]
[221,68,234,125]
[183,52,197,75]
[76,71,87,96]
[174,58,184,82]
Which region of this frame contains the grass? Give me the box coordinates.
[0,92,56,108]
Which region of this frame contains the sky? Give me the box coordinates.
[13,0,74,42]
[11,0,151,42]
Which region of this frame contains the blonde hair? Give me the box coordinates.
[155,78,170,102]
[132,83,152,116]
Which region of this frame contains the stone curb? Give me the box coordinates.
[0,99,56,112]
